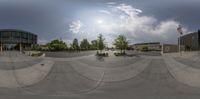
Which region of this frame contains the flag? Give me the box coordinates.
[177,25,183,35]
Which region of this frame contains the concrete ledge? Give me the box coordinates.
[70,58,151,82]
[164,51,200,59]
[45,55,94,61]
[0,60,54,88]
[164,55,200,88]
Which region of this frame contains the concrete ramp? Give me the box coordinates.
[70,58,151,82]
[11,57,151,96]
[16,61,107,96]
[165,52,200,60]
[164,55,200,88]
[0,60,54,88]
[0,51,40,62]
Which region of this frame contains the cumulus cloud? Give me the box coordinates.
[99,10,112,15]
[69,3,188,45]
[116,4,142,16]
[106,2,116,5]
[69,20,83,34]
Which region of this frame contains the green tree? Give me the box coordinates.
[47,39,67,51]
[72,38,79,51]
[97,34,105,53]
[80,39,90,50]
[31,44,40,51]
[90,40,98,50]
[68,43,73,51]
[114,35,128,53]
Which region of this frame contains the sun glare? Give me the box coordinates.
[97,19,103,24]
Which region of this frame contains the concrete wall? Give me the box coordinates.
[132,42,161,51]
[162,44,178,53]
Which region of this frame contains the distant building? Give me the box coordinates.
[179,30,200,51]
[0,29,37,51]
[131,42,162,51]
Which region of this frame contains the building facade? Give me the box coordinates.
[180,30,200,51]
[132,42,162,51]
[0,29,37,51]
[162,44,178,53]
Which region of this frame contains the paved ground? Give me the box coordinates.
[0,51,200,99]
[174,57,200,69]
[0,51,43,70]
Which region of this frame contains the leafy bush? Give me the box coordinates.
[31,52,44,57]
[114,52,127,56]
[141,46,149,52]
[47,39,67,51]
[96,51,109,57]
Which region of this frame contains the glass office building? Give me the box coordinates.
[0,29,37,51]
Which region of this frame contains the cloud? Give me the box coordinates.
[111,4,187,44]
[38,39,48,45]
[69,20,83,34]
[99,10,112,15]
[69,3,188,45]
[106,2,116,5]
[116,4,142,16]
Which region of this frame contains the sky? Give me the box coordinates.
[0,0,200,46]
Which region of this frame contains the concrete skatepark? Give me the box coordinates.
[0,51,200,99]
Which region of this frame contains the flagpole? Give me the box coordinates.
[179,34,182,56]
[177,24,183,56]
